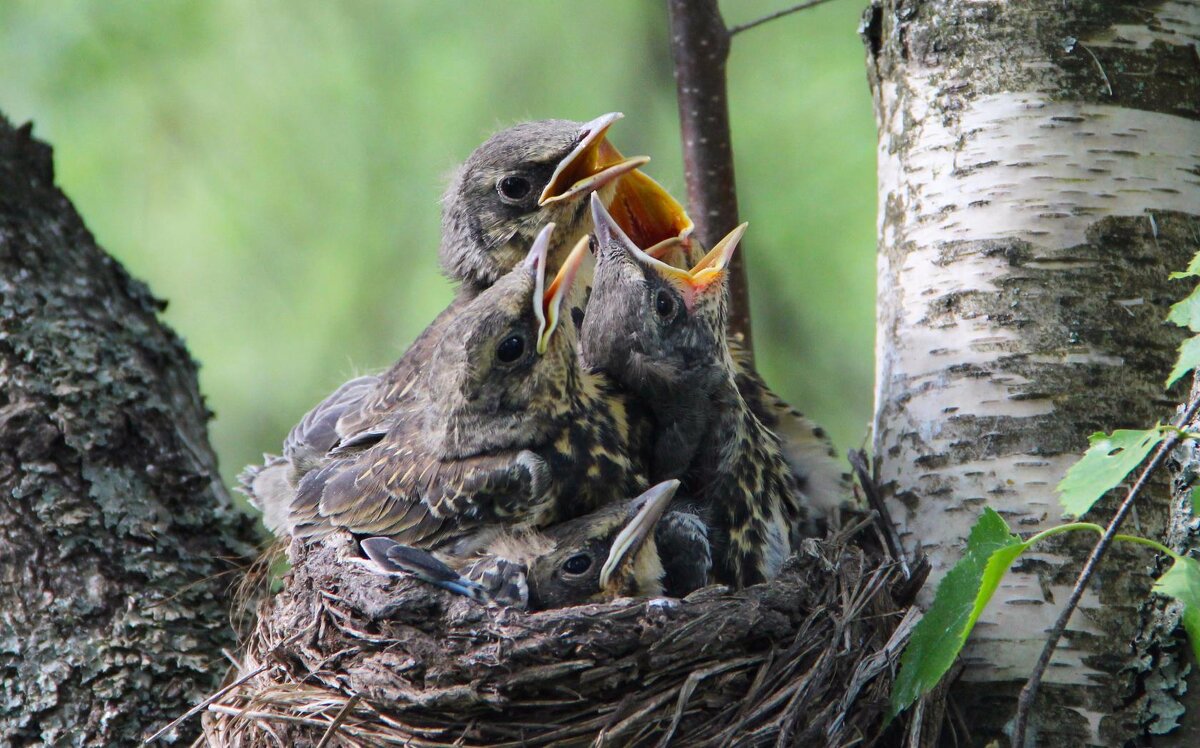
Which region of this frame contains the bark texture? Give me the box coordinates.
[864,1,1200,745]
[0,115,257,744]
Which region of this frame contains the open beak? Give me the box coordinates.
[688,222,748,290]
[599,479,680,590]
[527,222,554,350]
[537,234,590,354]
[539,113,650,205]
[607,168,695,251]
[590,195,694,285]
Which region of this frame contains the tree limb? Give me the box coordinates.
[728,0,840,37]
[666,0,754,359]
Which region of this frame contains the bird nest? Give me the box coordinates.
[199,519,920,747]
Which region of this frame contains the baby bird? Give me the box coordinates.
[246,115,692,522]
[262,226,649,557]
[361,479,710,610]
[581,196,804,588]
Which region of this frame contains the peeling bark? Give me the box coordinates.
[0,115,257,744]
[864,1,1200,745]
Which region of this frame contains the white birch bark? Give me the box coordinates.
[864,1,1200,744]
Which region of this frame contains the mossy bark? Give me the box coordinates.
[0,115,258,744]
[863,1,1200,745]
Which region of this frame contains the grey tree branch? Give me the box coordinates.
[1011,389,1200,746]
[728,0,840,36]
[666,0,754,359]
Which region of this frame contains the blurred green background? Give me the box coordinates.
[0,1,876,499]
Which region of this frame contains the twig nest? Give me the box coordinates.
[205,531,913,746]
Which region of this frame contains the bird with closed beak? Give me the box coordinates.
[361,479,711,610]
[581,195,807,588]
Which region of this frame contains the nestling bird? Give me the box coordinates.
[257,226,650,557]
[245,114,692,523]
[616,213,849,534]
[360,479,710,610]
[581,195,806,588]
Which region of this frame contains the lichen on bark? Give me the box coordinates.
[0,115,258,745]
[864,0,1200,744]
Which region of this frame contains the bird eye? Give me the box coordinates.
[655,289,675,318]
[496,334,526,363]
[562,553,592,575]
[497,175,532,201]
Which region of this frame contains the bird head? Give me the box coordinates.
[441,114,693,291]
[429,224,591,457]
[580,194,747,401]
[526,479,679,610]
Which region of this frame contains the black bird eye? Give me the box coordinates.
[497,175,532,201]
[562,553,592,575]
[496,334,526,363]
[655,289,675,318]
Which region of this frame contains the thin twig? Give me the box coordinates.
[666,0,754,359]
[1011,391,1200,746]
[728,0,840,36]
[142,663,273,744]
[848,449,907,572]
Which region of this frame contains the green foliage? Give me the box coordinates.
[1182,607,1200,663]
[968,539,1031,633]
[1167,252,1200,386]
[891,507,1200,718]
[1169,252,1200,280]
[1167,286,1200,331]
[1167,337,1200,389]
[890,508,1022,717]
[1154,556,1200,662]
[1057,428,1165,517]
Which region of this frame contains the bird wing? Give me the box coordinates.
[361,537,494,604]
[332,298,467,441]
[728,341,851,528]
[283,375,380,475]
[290,421,549,550]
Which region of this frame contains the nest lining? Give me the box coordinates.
[200,523,916,747]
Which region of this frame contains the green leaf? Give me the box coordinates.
[1154,556,1200,608]
[1154,556,1200,662]
[968,540,1032,633]
[1167,336,1200,388]
[1057,428,1165,517]
[1169,251,1200,279]
[890,508,1024,717]
[1168,287,1200,331]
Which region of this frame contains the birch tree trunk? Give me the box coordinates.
[0,115,257,744]
[864,1,1200,745]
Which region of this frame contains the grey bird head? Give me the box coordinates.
[425,224,591,459]
[580,194,748,402]
[526,479,679,610]
[440,114,694,293]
